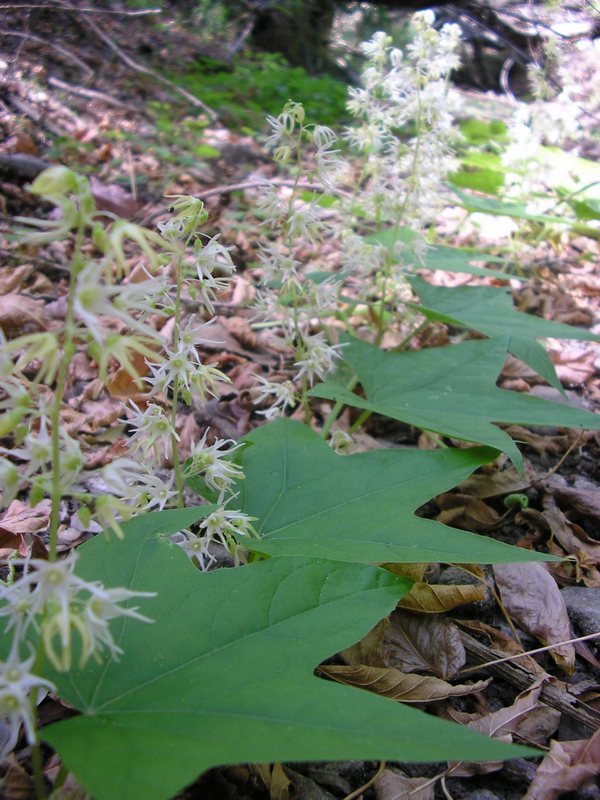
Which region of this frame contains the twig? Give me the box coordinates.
[342,760,386,800]
[47,75,135,110]
[63,2,219,122]
[0,27,94,78]
[459,631,600,675]
[538,430,585,480]
[0,3,161,13]
[459,631,600,734]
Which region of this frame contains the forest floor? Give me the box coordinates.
[1,4,600,800]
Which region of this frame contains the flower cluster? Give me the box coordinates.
[0,552,155,757]
[343,14,461,251]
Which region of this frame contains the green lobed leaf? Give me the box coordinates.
[41,513,536,800]
[237,419,554,564]
[366,227,511,279]
[309,336,600,471]
[407,275,600,391]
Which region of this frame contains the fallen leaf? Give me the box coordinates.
[435,493,501,530]
[494,563,575,673]
[524,728,600,799]
[382,610,466,679]
[0,499,51,535]
[542,494,600,563]
[319,664,491,703]
[0,293,47,336]
[549,342,596,386]
[375,768,435,800]
[458,620,548,676]
[90,177,139,219]
[452,677,553,776]
[458,464,531,499]
[398,581,486,613]
[544,475,600,518]
[0,264,32,294]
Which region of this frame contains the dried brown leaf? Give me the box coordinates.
[459,465,531,499]
[525,728,600,800]
[398,582,486,613]
[0,293,47,336]
[0,499,51,535]
[341,620,387,667]
[319,664,491,703]
[382,610,466,679]
[452,678,552,777]
[494,562,575,673]
[435,493,501,530]
[375,769,435,800]
[0,264,32,295]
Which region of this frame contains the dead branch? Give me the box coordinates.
[56,1,219,123]
[0,27,94,78]
[47,75,137,111]
[460,631,600,735]
[0,3,161,14]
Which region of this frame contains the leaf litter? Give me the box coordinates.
[1,8,600,800]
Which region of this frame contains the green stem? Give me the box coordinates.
[320,375,358,439]
[348,408,372,435]
[49,221,85,561]
[170,245,186,507]
[30,739,46,800]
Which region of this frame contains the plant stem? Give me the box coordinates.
[169,241,191,508]
[30,739,46,800]
[49,221,85,561]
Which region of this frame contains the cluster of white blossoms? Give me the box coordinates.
[343,13,461,236]
[502,36,600,206]
[0,552,155,758]
[252,100,347,414]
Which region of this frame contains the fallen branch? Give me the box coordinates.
[460,631,600,735]
[0,27,94,78]
[0,3,161,14]
[61,1,219,123]
[47,75,137,111]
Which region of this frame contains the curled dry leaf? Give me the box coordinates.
[0,499,51,535]
[382,610,466,679]
[0,264,32,295]
[0,293,48,336]
[435,492,501,530]
[0,500,50,557]
[494,562,575,673]
[458,464,531,499]
[318,664,491,703]
[544,476,600,521]
[341,619,387,667]
[524,728,600,800]
[451,677,556,777]
[375,768,435,800]
[458,619,548,676]
[398,581,486,613]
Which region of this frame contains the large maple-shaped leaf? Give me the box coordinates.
[309,336,600,470]
[366,228,511,279]
[41,511,534,800]
[407,276,600,390]
[236,419,553,564]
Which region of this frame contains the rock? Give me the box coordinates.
[561,588,600,635]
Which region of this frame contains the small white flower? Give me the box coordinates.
[0,643,55,755]
[294,333,345,384]
[78,583,155,664]
[252,376,298,420]
[198,506,256,550]
[175,530,215,571]
[124,401,179,462]
[187,430,244,500]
